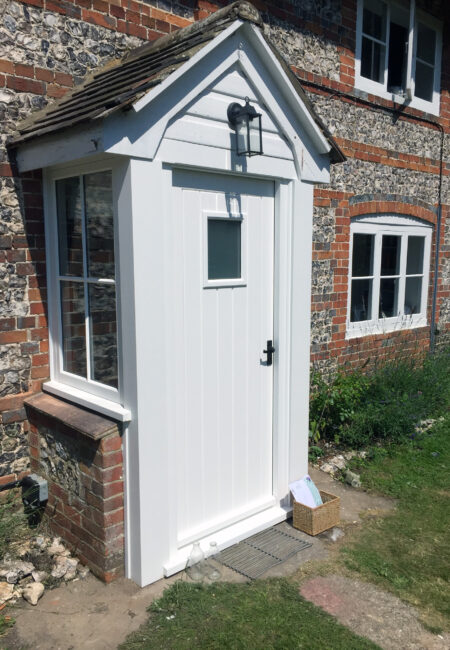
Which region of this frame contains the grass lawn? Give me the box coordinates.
[343,415,450,632]
[120,578,380,649]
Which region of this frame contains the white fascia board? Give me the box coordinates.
[15,124,104,173]
[132,20,243,113]
[244,24,331,156]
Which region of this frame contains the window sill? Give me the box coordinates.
[354,78,440,117]
[43,381,132,423]
[346,317,428,340]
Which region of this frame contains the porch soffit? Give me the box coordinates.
[10,1,344,165]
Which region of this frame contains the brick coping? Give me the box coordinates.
[24,392,118,440]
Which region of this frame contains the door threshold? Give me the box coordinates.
[163,504,289,577]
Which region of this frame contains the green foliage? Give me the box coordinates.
[343,415,450,631]
[310,350,450,448]
[309,369,371,443]
[0,489,28,561]
[0,614,14,638]
[121,578,379,650]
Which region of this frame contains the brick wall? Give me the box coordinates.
[0,0,448,481]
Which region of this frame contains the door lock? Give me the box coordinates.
[263,340,276,366]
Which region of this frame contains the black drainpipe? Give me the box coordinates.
[298,79,445,352]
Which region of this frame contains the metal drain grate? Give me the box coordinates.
[217,527,312,579]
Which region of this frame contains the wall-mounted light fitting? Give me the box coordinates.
[227,97,263,157]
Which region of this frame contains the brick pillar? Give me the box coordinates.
[25,393,125,582]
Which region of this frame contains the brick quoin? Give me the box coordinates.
[24,395,125,582]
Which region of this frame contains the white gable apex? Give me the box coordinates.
[102,20,332,183]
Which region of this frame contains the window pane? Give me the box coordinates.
[405,277,422,315]
[363,0,386,40]
[89,284,118,388]
[351,279,372,322]
[406,236,425,274]
[415,60,434,102]
[387,22,407,92]
[379,278,398,318]
[56,177,83,277]
[361,37,385,83]
[60,281,87,378]
[208,218,241,280]
[381,235,400,276]
[84,171,115,279]
[352,233,374,276]
[416,23,436,65]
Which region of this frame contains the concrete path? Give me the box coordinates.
[301,575,450,650]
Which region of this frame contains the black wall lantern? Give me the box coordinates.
[227,97,263,157]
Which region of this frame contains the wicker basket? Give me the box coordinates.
[291,490,340,536]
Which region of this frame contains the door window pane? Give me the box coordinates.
[381,235,400,275]
[89,284,118,388]
[60,281,87,378]
[406,236,425,274]
[208,218,241,280]
[351,279,372,322]
[405,277,422,315]
[56,177,83,277]
[352,233,374,276]
[84,171,115,279]
[379,278,398,318]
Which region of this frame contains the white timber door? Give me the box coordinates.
[169,170,275,549]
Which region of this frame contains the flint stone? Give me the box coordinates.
[32,570,48,582]
[77,565,90,579]
[47,538,66,556]
[51,555,76,579]
[63,558,79,581]
[0,582,14,604]
[0,560,35,583]
[23,581,44,605]
[345,470,362,488]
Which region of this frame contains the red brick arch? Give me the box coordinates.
[348,200,437,225]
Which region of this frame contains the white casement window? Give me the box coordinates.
[355,0,442,115]
[347,215,432,338]
[43,161,128,420]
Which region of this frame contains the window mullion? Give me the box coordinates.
[384,2,391,89]
[372,232,382,322]
[79,175,92,382]
[398,233,408,317]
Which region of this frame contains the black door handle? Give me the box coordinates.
[263,340,275,366]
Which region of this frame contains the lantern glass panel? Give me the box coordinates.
[236,116,249,155]
[249,115,262,155]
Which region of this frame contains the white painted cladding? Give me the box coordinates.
[169,172,275,547]
[164,67,294,162]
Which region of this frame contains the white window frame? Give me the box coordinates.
[347,214,432,339]
[355,0,442,116]
[202,210,248,288]
[43,158,130,421]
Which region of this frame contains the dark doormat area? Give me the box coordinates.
[217,527,312,579]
